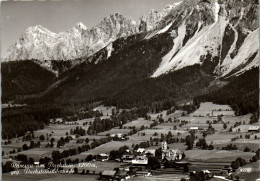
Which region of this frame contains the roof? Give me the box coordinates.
[135,155,148,160]
[99,153,109,157]
[137,148,145,152]
[122,154,134,158]
[248,126,260,131]
[190,127,199,129]
[163,149,181,153]
[102,170,116,176]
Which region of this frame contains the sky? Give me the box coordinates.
[1,0,181,57]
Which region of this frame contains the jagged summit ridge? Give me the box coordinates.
[4,3,182,64]
[4,13,139,63]
[138,2,182,31]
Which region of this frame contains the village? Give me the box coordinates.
[2,102,260,181]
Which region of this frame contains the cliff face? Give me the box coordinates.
[149,0,259,78]
[138,3,182,32]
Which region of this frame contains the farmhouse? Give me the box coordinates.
[136,148,145,153]
[132,155,148,165]
[64,121,79,125]
[122,154,134,163]
[97,153,109,161]
[50,118,63,124]
[248,126,260,133]
[136,171,151,177]
[190,127,199,131]
[110,133,124,139]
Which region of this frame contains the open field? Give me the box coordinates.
[98,128,131,136]
[232,125,254,133]
[222,114,252,124]
[205,132,240,144]
[93,105,129,116]
[154,124,179,130]
[133,129,188,139]
[2,106,117,159]
[190,102,235,117]
[34,124,81,139]
[2,147,55,160]
[2,141,31,155]
[185,149,255,163]
[182,123,209,130]
[214,142,259,152]
[77,135,106,141]
[211,124,224,131]
[148,111,167,120]
[93,105,116,116]
[69,141,133,160]
[122,118,152,129]
[162,110,187,121]
[236,161,260,181]
[167,110,187,117]
[178,116,218,124]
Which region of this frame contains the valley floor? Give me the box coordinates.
[2,103,259,181]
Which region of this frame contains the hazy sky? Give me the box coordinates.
[1,0,181,57]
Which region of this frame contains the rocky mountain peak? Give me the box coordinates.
[72,22,87,32]
[138,2,182,32]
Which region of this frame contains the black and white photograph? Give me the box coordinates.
[1,0,259,180]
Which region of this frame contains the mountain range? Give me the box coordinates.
[3,2,181,73]
[2,0,259,114]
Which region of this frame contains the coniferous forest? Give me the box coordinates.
[194,68,259,115]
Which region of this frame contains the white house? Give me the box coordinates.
[248,126,260,132]
[132,155,148,165]
[97,153,109,161]
[136,148,145,153]
[190,127,199,130]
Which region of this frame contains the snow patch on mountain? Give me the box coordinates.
[106,43,113,58]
